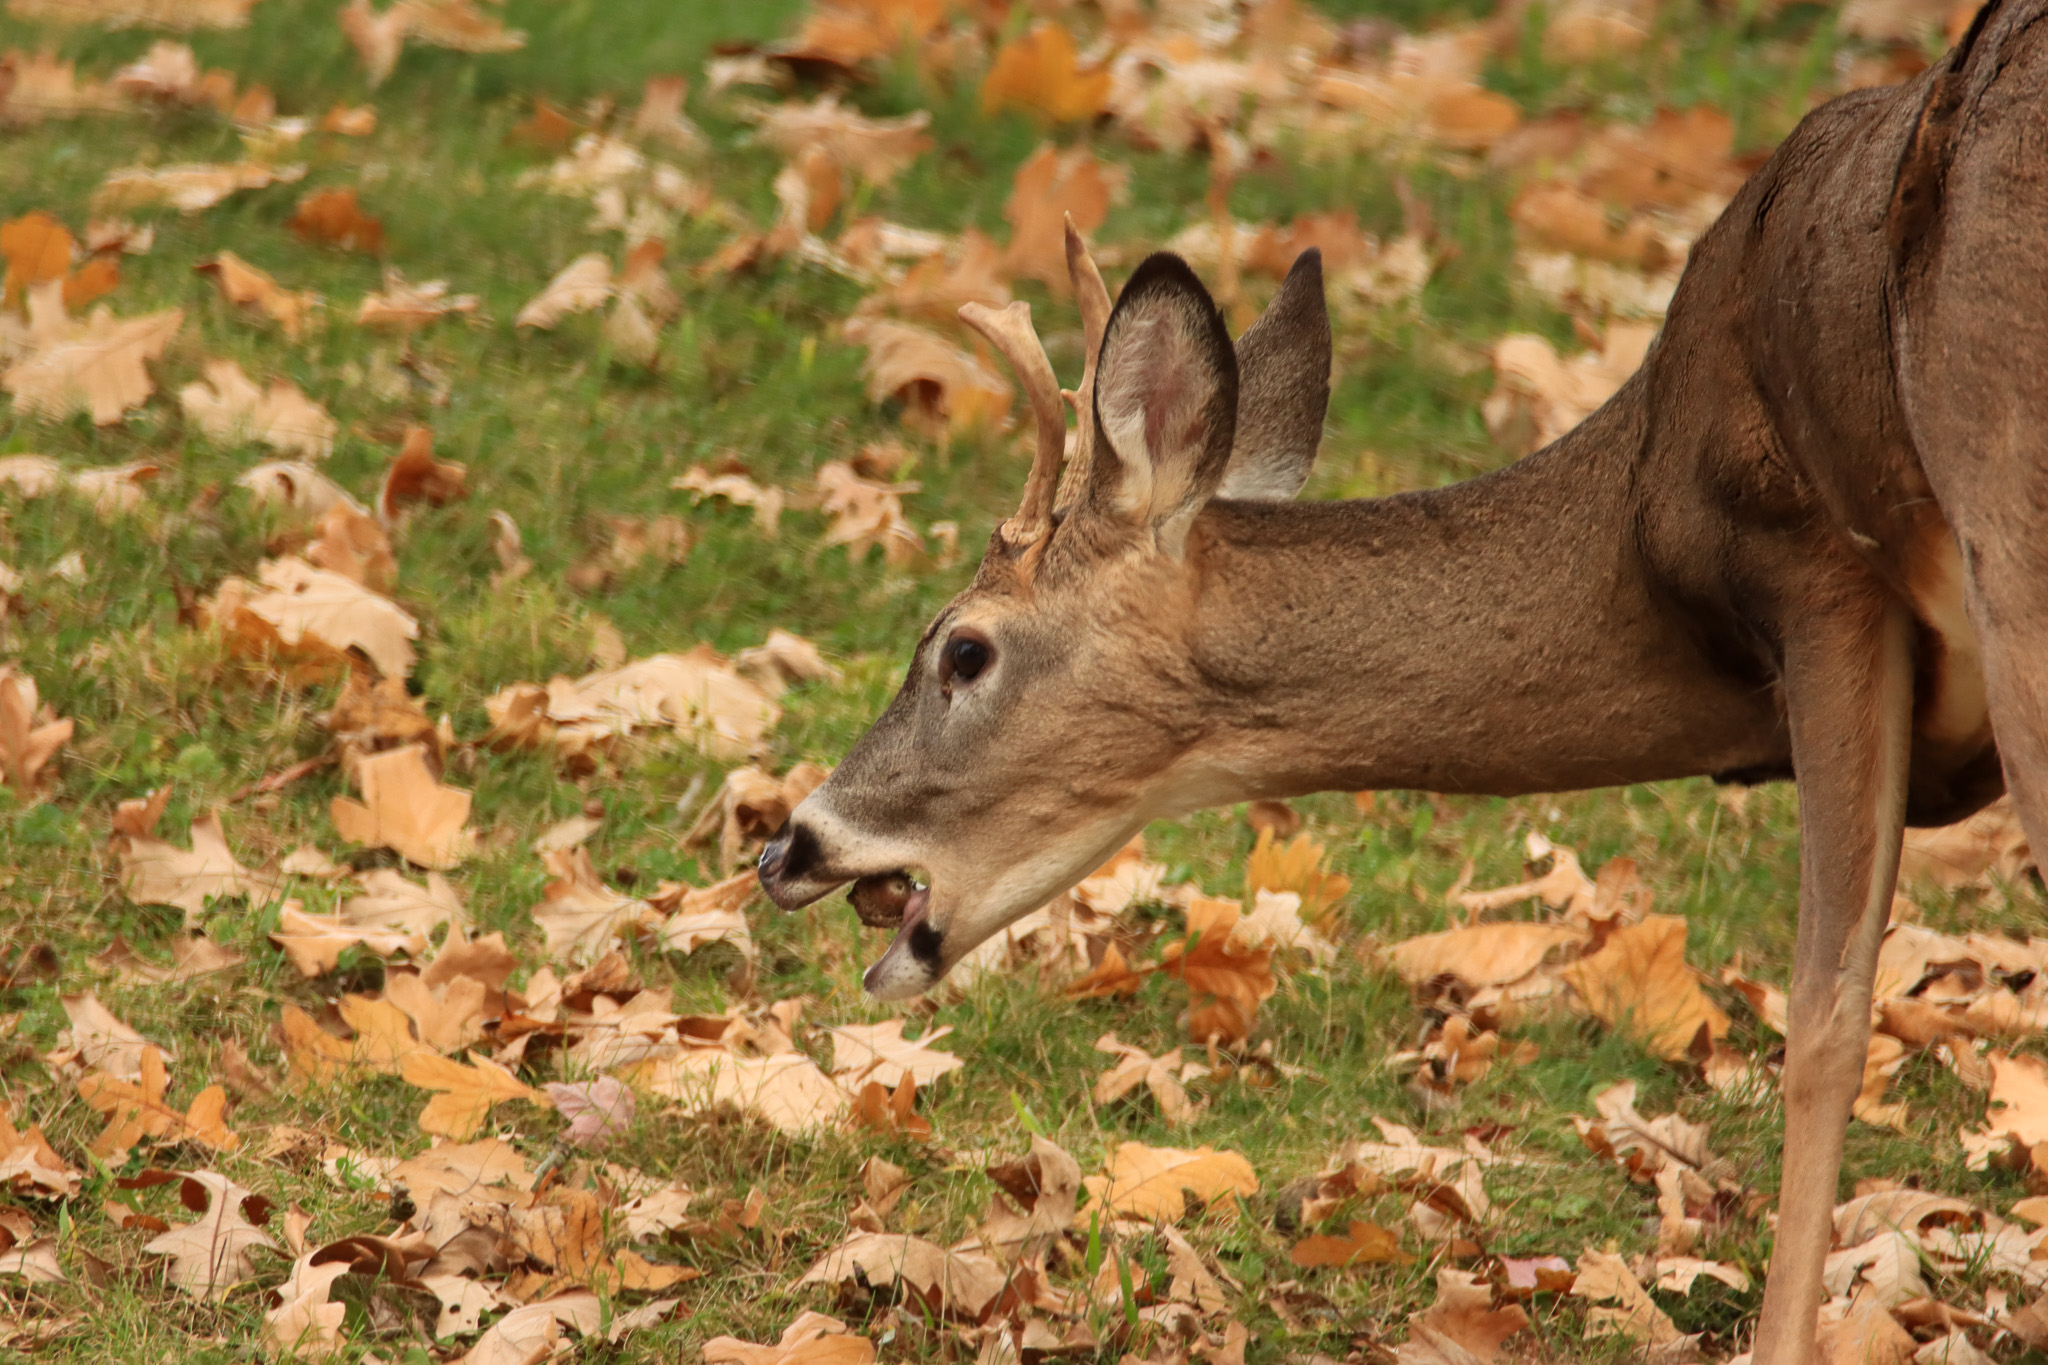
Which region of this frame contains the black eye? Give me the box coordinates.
[940,634,992,689]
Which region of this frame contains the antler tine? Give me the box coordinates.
[960,299,1067,548]
[1058,213,1113,512]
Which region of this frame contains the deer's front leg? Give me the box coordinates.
[1750,600,1914,1365]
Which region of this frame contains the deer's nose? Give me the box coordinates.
[757,820,823,909]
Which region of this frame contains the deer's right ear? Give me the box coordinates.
[1218,249,1330,501]
[1086,253,1240,554]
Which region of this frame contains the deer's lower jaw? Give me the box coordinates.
[861,882,941,1000]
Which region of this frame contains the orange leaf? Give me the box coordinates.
[61,255,120,308]
[981,24,1110,123]
[1,212,73,304]
[1001,145,1124,292]
[289,188,384,255]
[400,1051,546,1140]
[1290,1220,1409,1268]
[1560,914,1730,1060]
[1065,943,1151,999]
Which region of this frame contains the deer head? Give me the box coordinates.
[759,222,1331,998]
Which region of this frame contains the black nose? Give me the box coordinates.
[758,826,794,883]
[757,820,825,909]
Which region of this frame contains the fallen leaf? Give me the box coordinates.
[141,1170,276,1301]
[649,870,758,959]
[355,270,479,331]
[798,1232,1005,1320]
[379,425,467,522]
[1483,324,1654,455]
[203,556,419,681]
[545,1077,635,1148]
[532,845,657,963]
[0,665,72,793]
[2,283,181,425]
[1396,1267,1530,1364]
[1001,145,1125,292]
[488,646,780,763]
[982,23,1109,123]
[1560,914,1729,1060]
[269,901,427,976]
[703,1312,875,1365]
[60,991,160,1080]
[1,211,71,304]
[179,358,335,457]
[343,868,467,939]
[1290,1219,1408,1268]
[0,1112,81,1198]
[827,1019,963,1090]
[642,1050,843,1134]
[1570,1248,1681,1347]
[330,744,475,869]
[192,253,319,340]
[516,253,613,329]
[671,465,787,533]
[1080,1142,1258,1221]
[234,462,366,519]
[94,161,302,214]
[1162,896,1276,1047]
[754,95,931,185]
[401,1052,547,1140]
[456,1292,598,1365]
[117,809,283,924]
[262,1253,350,1358]
[840,318,1010,437]
[289,187,384,254]
[339,0,525,88]
[1093,1032,1196,1123]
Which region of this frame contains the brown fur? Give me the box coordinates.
[760,7,2048,1357]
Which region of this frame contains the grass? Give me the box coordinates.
[0,0,2038,1361]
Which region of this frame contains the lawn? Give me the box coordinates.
[0,0,2037,1360]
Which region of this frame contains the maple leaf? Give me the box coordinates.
[533,845,657,963]
[649,869,759,959]
[112,41,221,106]
[59,990,160,1080]
[0,1111,81,1198]
[290,187,384,254]
[1569,1248,1682,1348]
[1291,1220,1408,1268]
[263,1253,350,1358]
[848,1075,931,1141]
[643,1050,844,1134]
[839,319,1010,438]
[1001,146,1126,292]
[180,358,334,457]
[1080,1142,1259,1221]
[1246,827,1353,928]
[1093,1032,1196,1123]
[1899,796,2033,892]
[306,504,396,591]
[78,1045,183,1158]
[94,160,302,214]
[982,23,1110,123]
[1161,897,1277,1046]
[545,1077,636,1149]
[401,1051,547,1140]
[1572,1079,1719,1180]
[774,0,949,69]
[0,52,125,124]
[1394,1268,1531,1364]
[798,1233,1006,1321]
[827,1019,963,1090]
[703,1312,877,1365]
[141,1171,277,1300]
[343,868,467,939]
[355,270,479,331]
[330,744,475,869]
[205,555,419,680]
[270,900,426,977]
[192,253,320,341]
[492,646,781,763]
[2,283,181,425]
[1560,914,1730,1060]
[1484,324,1655,455]
[0,665,72,793]
[10,0,256,26]
[118,808,283,924]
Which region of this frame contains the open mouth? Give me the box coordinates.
[848,871,937,994]
[849,870,929,930]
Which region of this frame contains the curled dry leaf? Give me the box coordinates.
[1395,1267,1531,1364]
[60,990,159,1081]
[0,665,72,793]
[486,646,780,764]
[815,459,928,564]
[642,1050,843,1135]
[202,555,419,681]
[263,1253,350,1358]
[339,0,525,87]
[179,358,335,457]
[798,1232,1005,1321]
[193,253,319,340]
[672,464,787,533]
[515,253,612,329]
[532,845,658,964]
[684,761,829,871]
[649,870,758,959]
[330,743,476,869]
[2,282,181,425]
[840,318,1010,437]
[0,1111,81,1199]
[380,425,467,523]
[355,270,479,332]
[1093,1032,1197,1123]
[235,462,366,519]
[1569,1247,1683,1348]
[306,503,396,591]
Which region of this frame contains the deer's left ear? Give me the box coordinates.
[1086,253,1240,555]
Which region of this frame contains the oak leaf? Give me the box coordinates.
[798,1233,1005,1320]
[141,1171,277,1301]
[179,358,335,456]
[263,1253,351,1357]
[827,1019,963,1090]
[703,1312,876,1365]
[193,254,319,340]
[1080,1142,1258,1221]
[330,744,475,869]
[400,1051,547,1140]
[1560,914,1729,1059]
[1290,1219,1407,1268]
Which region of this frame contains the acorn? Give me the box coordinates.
[849,872,915,928]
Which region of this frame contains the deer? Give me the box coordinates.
[759,0,2048,1356]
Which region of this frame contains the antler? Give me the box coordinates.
[1057,213,1112,513]
[959,299,1066,549]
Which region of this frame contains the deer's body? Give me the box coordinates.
[762,3,2048,1357]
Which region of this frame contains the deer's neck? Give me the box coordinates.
[1178,377,1787,804]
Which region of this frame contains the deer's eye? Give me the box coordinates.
[939,633,992,689]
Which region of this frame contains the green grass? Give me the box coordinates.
[0,0,2037,1360]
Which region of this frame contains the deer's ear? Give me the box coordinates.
[1218,249,1329,501]
[1086,253,1239,553]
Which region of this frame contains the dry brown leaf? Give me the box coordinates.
[203,555,418,680]
[60,991,159,1080]
[771,0,948,69]
[263,1253,350,1357]
[0,52,125,125]
[1093,1032,1196,1123]
[754,95,931,186]
[1291,1219,1407,1269]
[1396,1268,1531,1364]
[0,1112,81,1199]
[1573,1079,1719,1180]
[401,1051,546,1140]
[234,462,365,520]
[1963,1050,2048,1169]
[339,0,524,86]
[306,503,396,591]
[703,1312,875,1365]
[269,900,427,976]
[78,1046,183,1158]
[9,0,256,26]
[982,23,1110,123]
[516,253,612,329]
[1570,1247,1682,1347]
[344,868,467,939]
[1483,324,1654,455]
[1162,897,1277,1047]
[642,1050,843,1134]
[839,319,1009,437]
[330,744,474,869]
[798,1232,1005,1320]
[671,465,787,533]
[1561,914,1729,1060]
[649,870,758,959]
[1,211,72,304]
[827,1019,963,1090]
[2,283,181,425]
[380,425,467,523]
[289,187,384,254]
[488,646,780,763]
[1002,145,1125,292]
[0,665,72,794]
[1081,1142,1259,1221]
[118,809,283,923]
[179,358,334,456]
[1246,827,1352,928]
[192,253,318,340]
[94,161,301,214]
[356,270,478,331]
[1900,797,2033,892]
[142,1171,276,1301]
[533,846,657,963]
